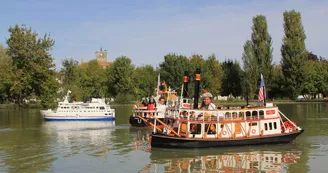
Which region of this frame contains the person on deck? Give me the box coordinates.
[156,97,167,118]
[200,92,216,110]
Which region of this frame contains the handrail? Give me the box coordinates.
[138,116,162,132]
[151,115,180,137]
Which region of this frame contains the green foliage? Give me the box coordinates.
[269,64,286,99]
[60,58,79,86]
[204,54,222,97]
[221,60,243,97]
[242,40,258,97]
[107,56,135,97]
[133,65,157,98]
[79,60,107,100]
[251,15,273,91]
[6,24,59,106]
[189,54,208,96]
[0,45,13,103]
[281,10,307,99]
[243,15,273,98]
[114,93,135,104]
[302,61,328,98]
[159,53,190,92]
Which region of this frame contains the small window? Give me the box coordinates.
[269,123,272,130]
[274,122,277,129]
[249,122,257,126]
[264,123,268,130]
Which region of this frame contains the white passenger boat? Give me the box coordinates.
[40,91,115,121]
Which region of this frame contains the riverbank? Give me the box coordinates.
[1,99,326,109]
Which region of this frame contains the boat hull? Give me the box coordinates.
[41,110,115,121]
[151,129,304,148]
[129,115,164,127]
[44,116,115,121]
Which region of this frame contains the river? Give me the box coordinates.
[0,103,327,173]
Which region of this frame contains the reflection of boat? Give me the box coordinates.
[150,69,304,148]
[129,74,180,127]
[130,127,152,151]
[143,148,301,173]
[40,90,115,121]
[42,121,115,146]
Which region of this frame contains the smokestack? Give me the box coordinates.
[182,71,189,103]
[193,68,201,109]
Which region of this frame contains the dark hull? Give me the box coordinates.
[151,130,304,148]
[129,115,165,127]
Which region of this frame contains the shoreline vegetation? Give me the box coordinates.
[1,99,326,109]
[1,10,328,108]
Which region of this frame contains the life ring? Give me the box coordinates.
[252,129,256,134]
[137,118,142,124]
[222,131,227,135]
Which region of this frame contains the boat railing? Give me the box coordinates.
[164,107,280,122]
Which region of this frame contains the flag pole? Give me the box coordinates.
[263,85,266,106]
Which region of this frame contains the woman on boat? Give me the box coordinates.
[156,97,167,118]
[200,92,216,110]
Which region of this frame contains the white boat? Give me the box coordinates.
[40,90,115,121]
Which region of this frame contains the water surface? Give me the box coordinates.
[0,103,328,172]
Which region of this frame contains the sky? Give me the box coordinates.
[0,0,327,70]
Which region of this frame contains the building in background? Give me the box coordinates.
[81,48,113,68]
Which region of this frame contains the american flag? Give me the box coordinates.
[258,74,265,102]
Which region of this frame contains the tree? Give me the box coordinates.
[205,54,222,97]
[107,56,135,98]
[242,40,258,97]
[0,45,13,103]
[221,60,243,97]
[79,60,107,101]
[251,15,273,93]
[270,64,286,99]
[133,65,157,98]
[243,15,273,99]
[281,10,307,99]
[6,24,59,106]
[158,53,190,92]
[61,58,80,86]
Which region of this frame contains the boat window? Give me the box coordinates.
[259,110,264,118]
[264,123,268,130]
[252,111,258,116]
[249,122,257,126]
[259,110,264,115]
[274,122,277,129]
[232,112,238,119]
[225,112,231,119]
[190,123,201,134]
[269,123,272,130]
[205,124,216,134]
[246,111,251,120]
[96,107,98,109]
[239,112,244,119]
[100,107,105,110]
[105,113,108,115]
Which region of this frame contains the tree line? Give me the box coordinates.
[0,10,327,107]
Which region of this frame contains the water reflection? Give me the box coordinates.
[145,149,301,173]
[42,121,116,158]
[131,128,303,173]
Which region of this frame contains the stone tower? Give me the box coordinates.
[95,47,107,62]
